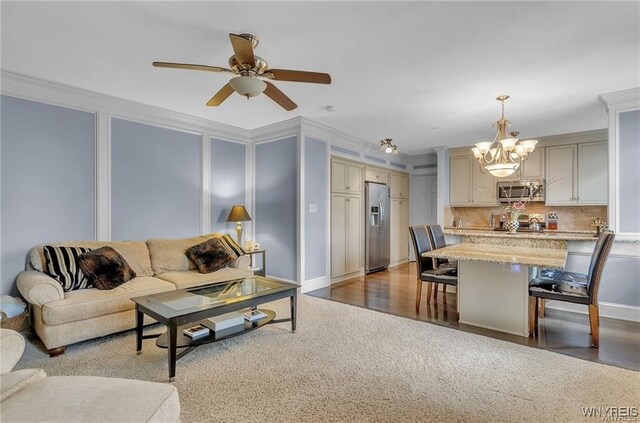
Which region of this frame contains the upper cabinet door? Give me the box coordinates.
[390,172,409,198]
[347,163,362,194]
[519,148,545,180]
[545,145,578,205]
[577,142,608,204]
[332,159,348,192]
[471,162,497,206]
[450,156,472,205]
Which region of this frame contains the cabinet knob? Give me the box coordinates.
[346,186,350,190]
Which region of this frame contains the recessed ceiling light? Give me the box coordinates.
[325,105,337,112]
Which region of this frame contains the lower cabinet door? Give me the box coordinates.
[331,194,347,278]
[345,195,362,274]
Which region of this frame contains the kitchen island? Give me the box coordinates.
[423,242,568,337]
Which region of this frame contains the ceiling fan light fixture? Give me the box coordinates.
[229,76,266,99]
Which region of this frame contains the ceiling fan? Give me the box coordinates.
[152,33,331,111]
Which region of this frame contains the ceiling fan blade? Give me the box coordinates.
[265,69,331,84]
[263,81,297,111]
[229,34,256,68]
[152,62,233,73]
[206,83,235,106]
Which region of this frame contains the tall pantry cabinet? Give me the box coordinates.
[389,172,410,265]
[331,158,363,278]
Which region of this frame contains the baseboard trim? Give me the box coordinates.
[302,276,330,293]
[331,270,364,284]
[546,301,640,323]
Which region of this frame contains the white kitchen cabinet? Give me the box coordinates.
[450,156,472,205]
[450,155,497,206]
[471,161,497,205]
[545,142,607,205]
[332,158,362,194]
[546,145,577,205]
[365,167,389,184]
[519,148,545,180]
[577,142,608,204]
[331,193,362,278]
[390,172,409,198]
[390,197,410,264]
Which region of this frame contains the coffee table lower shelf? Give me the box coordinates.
[155,309,276,349]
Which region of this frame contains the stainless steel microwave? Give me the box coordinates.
[497,180,545,203]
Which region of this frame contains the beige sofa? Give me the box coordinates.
[0,328,180,422]
[16,234,253,356]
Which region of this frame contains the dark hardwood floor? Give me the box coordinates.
[308,262,640,371]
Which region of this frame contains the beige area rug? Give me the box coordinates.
[17,295,639,423]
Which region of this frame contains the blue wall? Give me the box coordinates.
[255,137,298,281]
[1,96,95,295]
[618,110,640,233]
[305,137,327,280]
[211,139,246,234]
[111,118,201,240]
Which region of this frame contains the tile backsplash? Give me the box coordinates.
[446,204,607,231]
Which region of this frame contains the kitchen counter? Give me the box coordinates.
[423,243,567,268]
[444,228,597,241]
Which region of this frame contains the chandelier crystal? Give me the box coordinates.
[472,95,538,178]
[379,138,399,155]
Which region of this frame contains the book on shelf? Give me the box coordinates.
[201,311,245,332]
[244,309,267,322]
[183,324,209,339]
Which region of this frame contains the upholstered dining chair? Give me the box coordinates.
[427,225,458,302]
[528,230,615,348]
[409,225,458,311]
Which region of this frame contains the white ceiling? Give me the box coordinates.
[2,1,638,155]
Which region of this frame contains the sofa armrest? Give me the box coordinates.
[0,329,25,374]
[16,271,64,306]
[229,255,250,270]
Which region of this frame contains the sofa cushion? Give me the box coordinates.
[41,277,175,325]
[78,247,137,290]
[30,241,153,278]
[146,233,222,274]
[43,246,93,291]
[186,238,236,274]
[0,375,180,423]
[1,369,46,401]
[156,267,254,290]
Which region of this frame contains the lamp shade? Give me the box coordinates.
[229,76,266,98]
[226,205,252,222]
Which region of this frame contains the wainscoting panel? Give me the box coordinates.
[211,139,246,234]
[255,137,298,281]
[111,118,201,241]
[0,95,96,295]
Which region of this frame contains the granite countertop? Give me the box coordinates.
[422,243,568,268]
[443,228,598,241]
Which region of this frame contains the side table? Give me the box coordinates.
[246,249,266,277]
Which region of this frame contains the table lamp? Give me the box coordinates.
[226,205,252,244]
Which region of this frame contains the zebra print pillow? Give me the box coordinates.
[43,245,93,291]
[218,234,246,257]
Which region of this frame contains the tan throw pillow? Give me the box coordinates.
[78,246,137,290]
[185,238,236,274]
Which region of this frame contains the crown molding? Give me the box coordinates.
[598,87,640,109]
[1,70,251,142]
[250,116,301,142]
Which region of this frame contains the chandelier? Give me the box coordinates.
[379,138,399,155]
[471,96,538,178]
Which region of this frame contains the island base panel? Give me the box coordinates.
[458,260,533,337]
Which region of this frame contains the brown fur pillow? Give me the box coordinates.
[185,238,235,274]
[78,246,137,290]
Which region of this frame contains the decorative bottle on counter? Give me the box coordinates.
[547,212,558,230]
[454,218,463,228]
[489,214,496,229]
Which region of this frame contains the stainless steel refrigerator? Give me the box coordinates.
[365,182,390,274]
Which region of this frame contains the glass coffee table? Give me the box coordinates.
[131,276,299,381]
